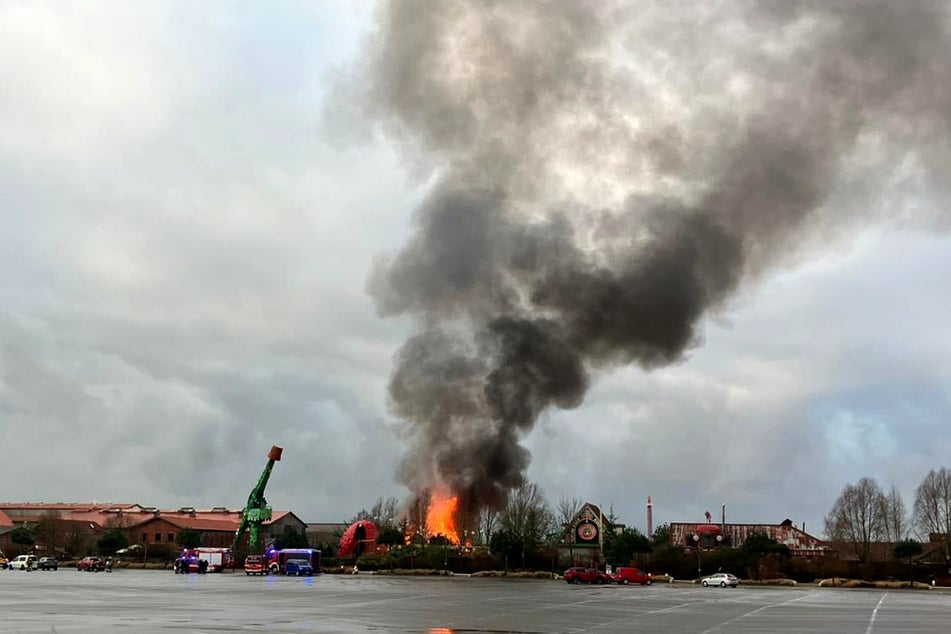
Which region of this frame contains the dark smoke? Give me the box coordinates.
[354,0,951,517]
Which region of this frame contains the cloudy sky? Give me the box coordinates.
[2,1,950,538]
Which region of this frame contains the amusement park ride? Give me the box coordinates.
[232,445,283,555]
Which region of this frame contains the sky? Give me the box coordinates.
[1,1,950,538]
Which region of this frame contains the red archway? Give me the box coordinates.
[338,520,378,558]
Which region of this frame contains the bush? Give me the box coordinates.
[356,552,396,571]
[471,570,554,579]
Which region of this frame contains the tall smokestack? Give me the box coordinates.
[353,0,951,514]
[721,503,726,531]
[647,496,654,541]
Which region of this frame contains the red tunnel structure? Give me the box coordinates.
[338,520,378,558]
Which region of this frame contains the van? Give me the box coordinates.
[611,566,652,585]
[9,555,37,570]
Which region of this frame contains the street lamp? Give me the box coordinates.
[692,534,701,580]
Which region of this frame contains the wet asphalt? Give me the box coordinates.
[3,568,951,633]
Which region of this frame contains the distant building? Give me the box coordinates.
[557,502,625,567]
[306,522,347,552]
[669,518,830,557]
[0,502,306,557]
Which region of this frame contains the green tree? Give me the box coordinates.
[176,528,203,549]
[274,526,309,549]
[489,529,519,569]
[607,528,652,565]
[10,526,35,550]
[894,539,923,561]
[742,532,789,557]
[894,539,924,586]
[97,528,129,554]
[652,523,671,546]
[377,527,405,547]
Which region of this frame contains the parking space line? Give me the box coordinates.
[864,593,888,634]
[698,590,823,634]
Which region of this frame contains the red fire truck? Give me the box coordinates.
[180,547,234,573]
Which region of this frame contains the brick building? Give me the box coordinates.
[0,502,306,558]
[669,517,830,557]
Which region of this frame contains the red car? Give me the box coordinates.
[77,556,106,572]
[611,567,653,585]
[563,567,611,584]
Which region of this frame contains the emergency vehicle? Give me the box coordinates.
[265,548,321,575]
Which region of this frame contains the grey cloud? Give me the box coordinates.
[357,0,951,518]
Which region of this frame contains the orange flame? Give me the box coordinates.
[426,492,460,544]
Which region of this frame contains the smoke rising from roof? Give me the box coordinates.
[354,1,951,516]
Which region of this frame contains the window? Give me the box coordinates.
[169,533,175,543]
[142,533,148,543]
[155,533,162,542]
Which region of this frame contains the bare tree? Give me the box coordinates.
[477,507,499,546]
[34,511,63,555]
[556,496,583,565]
[350,496,403,535]
[498,481,555,567]
[877,485,907,543]
[913,467,951,562]
[370,497,401,530]
[556,496,583,529]
[406,488,432,542]
[824,477,884,562]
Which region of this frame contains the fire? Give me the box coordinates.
[426,492,460,544]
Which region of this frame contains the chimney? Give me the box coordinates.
[647,496,653,541]
[721,503,726,530]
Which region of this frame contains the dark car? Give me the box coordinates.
[563,566,610,584]
[77,556,105,572]
[611,567,652,585]
[284,558,314,576]
[36,557,58,571]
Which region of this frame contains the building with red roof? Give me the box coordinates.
[0,502,306,558]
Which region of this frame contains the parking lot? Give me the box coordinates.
[3,570,951,633]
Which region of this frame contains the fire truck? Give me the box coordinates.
[265,548,321,575]
[180,547,235,573]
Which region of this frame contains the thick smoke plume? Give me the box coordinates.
[355,1,951,517]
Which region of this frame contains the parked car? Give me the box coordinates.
[36,557,58,571]
[284,559,314,576]
[0,552,8,569]
[611,567,653,585]
[244,555,265,576]
[77,556,106,572]
[8,555,37,570]
[563,567,610,584]
[701,572,739,588]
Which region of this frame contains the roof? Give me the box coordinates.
[0,503,296,532]
[307,522,348,531]
[0,502,141,512]
[137,510,297,533]
[141,514,241,532]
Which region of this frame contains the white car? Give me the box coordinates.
[701,572,738,588]
[8,555,37,570]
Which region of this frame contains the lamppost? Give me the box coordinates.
[692,534,701,580]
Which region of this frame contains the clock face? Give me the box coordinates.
[577,521,598,542]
